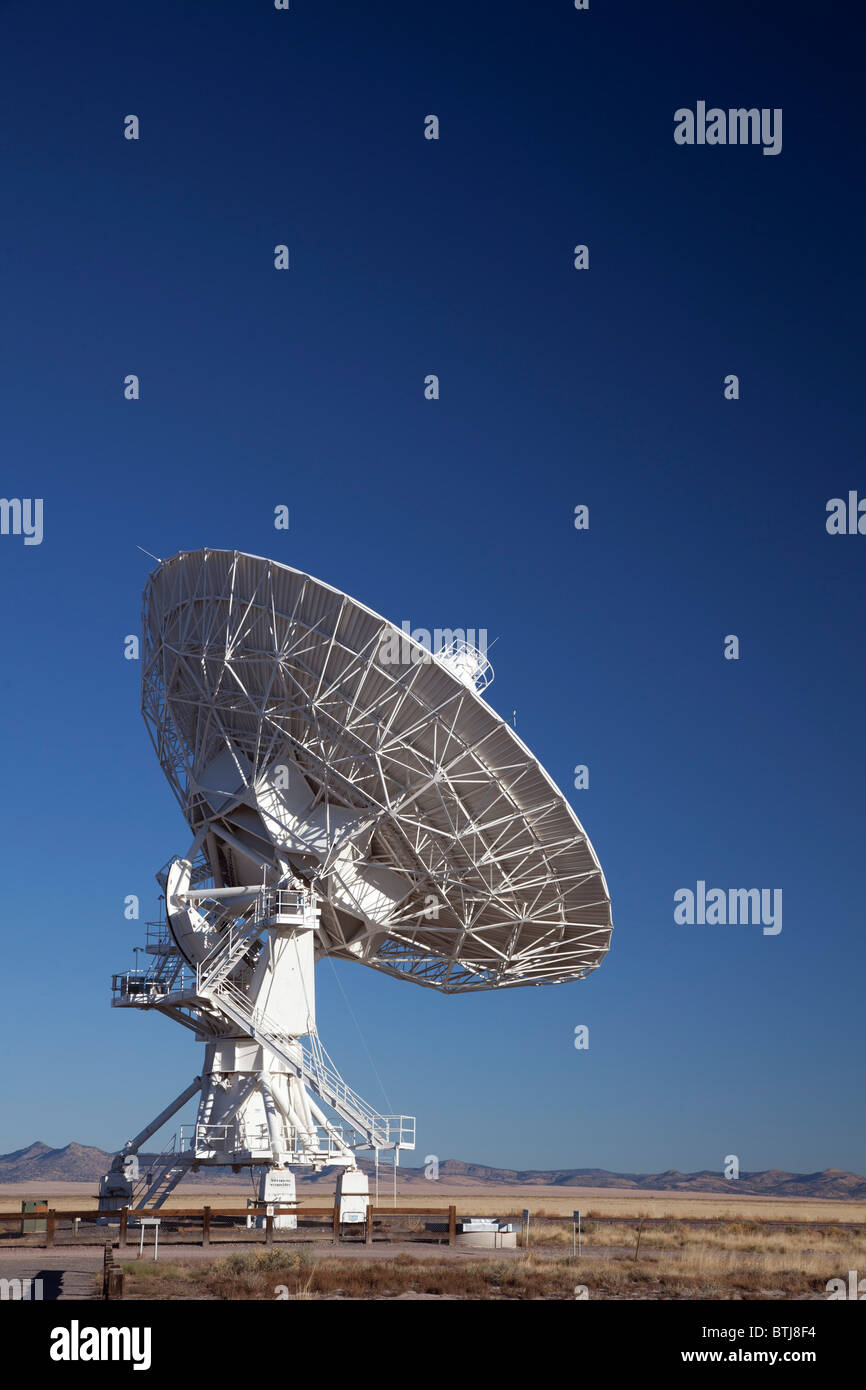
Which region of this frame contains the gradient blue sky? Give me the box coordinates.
[0,1,863,1175]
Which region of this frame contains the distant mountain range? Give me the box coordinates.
[2,1143,864,1200]
[389,1159,866,1201]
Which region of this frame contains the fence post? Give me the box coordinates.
[265,1212,274,1246]
[332,1204,340,1245]
[103,1242,124,1300]
[448,1205,456,1247]
[45,1211,56,1248]
[202,1206,211,1248]
[119,1208,129,1249]
[365,1203,373,1246]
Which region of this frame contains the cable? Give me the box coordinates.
[326,956,393,1114]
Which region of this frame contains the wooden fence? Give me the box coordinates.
[0,1204,459,1248]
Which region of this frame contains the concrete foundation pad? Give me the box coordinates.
[454,1230,517,1249]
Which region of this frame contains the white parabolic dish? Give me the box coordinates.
[142,549,613,993]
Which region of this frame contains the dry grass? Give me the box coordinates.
[473,1193,866,1222]
[120,1244,841,1301]
[111,1212,866,1301]
[121,1250,596,1300]
[527,1217,865,1255]
[2,1182,864,1224]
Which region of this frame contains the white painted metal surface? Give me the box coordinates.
[336,1168,369,1224]
[142,548,613,990]
[100,549,613,1213]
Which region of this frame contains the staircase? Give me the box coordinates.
[192,888,312,993]
[195,912,265,993]
[116,884,414,1159]
[133,1138,191,1210]
[197,972,409,1151]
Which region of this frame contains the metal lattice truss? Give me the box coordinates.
[142,550,613,993]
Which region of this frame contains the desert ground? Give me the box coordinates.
[2,1179,864,1224]
[1,1179,863,1299]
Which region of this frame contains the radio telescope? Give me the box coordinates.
[99,549,613,1217]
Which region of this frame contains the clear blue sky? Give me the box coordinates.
[0,1,863,1176]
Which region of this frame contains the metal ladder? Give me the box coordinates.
[133,1138,191,1210]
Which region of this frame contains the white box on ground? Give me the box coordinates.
[255,1169,298,1229]
[337,1168,369,1223]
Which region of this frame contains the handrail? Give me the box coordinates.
[114,884,413,1154]
[204,975,408,1147]
[194,888,312,992]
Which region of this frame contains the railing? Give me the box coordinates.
[253,888,311,924]
[210,977,385,1141]
[195,920,263,994]
[302,1034,394,1144]
[180,1121,271,1155]
[0,1204,462,1249]
[206,974,414,1152]
[115,883,317,1009]
[192,887,314,994]
[111,955,194,1005]
[368,1115,415,1150]
[190,886,310,938]
[302,1032,414,1150]
[113,883,413,1156]
[5,1204,861,1253]
[132,1135,181,1202]
[145,922,173,955]
[437,638,494,693]
[112,971,170,1003]
[180,1120,358,1162]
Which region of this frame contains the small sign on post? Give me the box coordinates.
[522,1208,530,1249]
[137,1217,160,1261]
[573,1209,581,1258]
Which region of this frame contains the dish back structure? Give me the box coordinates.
[99,550,612,1215]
